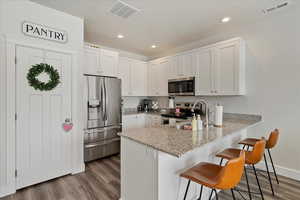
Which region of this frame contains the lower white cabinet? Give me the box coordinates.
[122,114,162,130]
[121,138,157,200]
[145,115,162,128]
[122,114,145,130]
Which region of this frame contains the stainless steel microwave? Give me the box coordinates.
[168,77,195,96]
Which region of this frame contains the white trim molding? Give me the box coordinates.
[256,161,300,182]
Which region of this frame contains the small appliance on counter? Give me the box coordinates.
[138,99,153,112]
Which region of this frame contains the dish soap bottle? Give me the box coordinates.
[192,114,197,131]
[197,115,203,130]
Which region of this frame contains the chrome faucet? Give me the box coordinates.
[191,99,210,128]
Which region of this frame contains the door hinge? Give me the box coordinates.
[15,113,17,121]
[15,169,18,177]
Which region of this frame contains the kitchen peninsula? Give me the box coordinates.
[119,113,262,200]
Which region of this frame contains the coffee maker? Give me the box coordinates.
[138,99,153,112]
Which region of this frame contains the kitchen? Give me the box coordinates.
[1,0,300,200]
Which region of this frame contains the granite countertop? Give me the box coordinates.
[118,113,262,157]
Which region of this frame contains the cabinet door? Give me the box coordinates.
[157,59,169,96]
[148,63,158,96]
[168,56,178,79]
[100,49,119,77]
[84,48,101,74]
[118,57,131,96]
[195,48,214,95]
[177,53,196,77]
[131,61,148,96]
[214,41,242,95]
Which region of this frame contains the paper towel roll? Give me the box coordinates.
[214,105,223,126]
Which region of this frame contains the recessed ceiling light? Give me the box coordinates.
[117,34,124,39]
[221,17,231,23]
[151,45,157,48]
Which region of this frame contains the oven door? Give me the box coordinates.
[168,77,195,96]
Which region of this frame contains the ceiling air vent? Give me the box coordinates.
[110,0,140,18]
[262,0,292,14]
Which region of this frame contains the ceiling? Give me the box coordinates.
[30,0,295,57]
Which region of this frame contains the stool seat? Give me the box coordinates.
[239,138,259,147]
[180,162,222,188]
[216,148,252,164]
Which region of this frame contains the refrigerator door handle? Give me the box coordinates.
[101,79,105,121]
[104,79,108,121]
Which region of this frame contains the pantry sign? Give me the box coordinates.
[22,21,68,43]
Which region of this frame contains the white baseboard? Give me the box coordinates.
[72,163,85,175]
[256,161,300,181]
[0,186,16,198]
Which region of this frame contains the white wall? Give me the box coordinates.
[154,7,300,172]
[0,0,84,197]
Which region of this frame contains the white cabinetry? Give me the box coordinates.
[195,38,245,96]
[168,52,197,79]
[84,47,102,74]
[100,49,119,77]
[83,45,119,77]
[118,57,147,96]
[148,59,168,96]
[131,60,148,96]
[214,39,245,95]
[122,114,162,130]
[122,114,145,130]
[121,138,157,200]
[145,115,162,128]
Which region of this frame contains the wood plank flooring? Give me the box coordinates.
[1,155,300,200]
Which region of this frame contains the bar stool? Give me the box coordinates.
[216,138,266,200]
[239,129,280,192]
[180,151,245,200]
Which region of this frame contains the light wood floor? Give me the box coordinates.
[1,155,300,200]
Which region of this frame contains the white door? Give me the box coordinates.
[16,46,72,189]
[100,49,119,77]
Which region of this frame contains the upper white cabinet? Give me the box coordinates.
[148,59,168,96]
[118,57,148,96]
[100,49,119,77]
[195,47,214,95]
[168,53,197,79]
[195,38,245,96]
[83,45,119,77]
[84,47,102,74]
[214,39,245,95]
[118,57,131,96]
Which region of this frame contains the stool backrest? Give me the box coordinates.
[215,151,245,190]
[266,129,279,149]
[247,138,266,164]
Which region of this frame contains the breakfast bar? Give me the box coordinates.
[119,113,262,200]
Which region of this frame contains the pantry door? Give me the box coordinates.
[16,46,72,189]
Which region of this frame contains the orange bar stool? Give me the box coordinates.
[180,151,245,200]
[239,129,280,191]
[216,138,266,200]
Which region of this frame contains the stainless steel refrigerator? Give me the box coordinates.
[84,75,121,162]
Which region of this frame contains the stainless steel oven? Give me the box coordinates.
[168,77,195,96]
